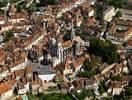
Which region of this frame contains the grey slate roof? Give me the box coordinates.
[38,64,55,75]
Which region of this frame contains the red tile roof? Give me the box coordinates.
[0,16,4,21]
[127,39,132,46]
[0,80,16,94]
[73,56,85,68]
[0,49,5,63]
[87,16,96,27]
[62,40,72,47]
[10,13,26,19]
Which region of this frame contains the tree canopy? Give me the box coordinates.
[75,89,95,100]
[94,3,103,20]
[98,81,107,95]
[27,2,37,13]
[0,0,8,7]
[78,71,96,78]
[78,61,99,78]
[115,10,122,18]
[10,0,20,4]
[28,92,73,100]
[89,38,119,64]
[4,30,14,43]
[104,0,127,8]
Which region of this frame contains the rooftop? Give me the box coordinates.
[127,39,132,46]
[120,9,132,21]
[62,40,72,47]
[110,80,128,88]
[0,48,5,63]
[73,56,85,68]
[0,16,4,21]
[127,0,132,3]
[13,69,25,78]
[0,80,16,94]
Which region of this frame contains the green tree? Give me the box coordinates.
[89,38,119,64]
[10,0,20,4]
[48,0,58,5]
[111,74,121,81]
[94,3,103,20]
[78,71,96,78]
[105,0,127,8]
[75,89,95,100]
[38,93,73,100]
[0,9,4,15]
[102,97,112,100]
[4,30,14,42]
[82,61,96,71]
[115,11,122,17]
[16,4,22,12]
[0,0,8,7]
[78,61,98,78]
[27,92,36,100]
[125,87,132,96]
[98,84,106,94]
[98,81,108,95]
[27,1,37,13]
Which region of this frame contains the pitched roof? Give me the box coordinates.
[87,16,96,27]
[25,66,33,74]
[127,39,132,46]
[31,80,39,85]
[0,80,16,94]
[72,79,83,89]
[73,56,85,68]
[14,69,25,78]
[114,27,132,38]
[115,19,132,27]
[55,63,65,74]
[62,40,72,47]
[121,75,132,81]
[0,16,4,21]
[10,13,26,19]
[0,48,5,63]
[120,9,132,21]
[0,22,13,28]
[110,80,128,88]
[109,22,116,33]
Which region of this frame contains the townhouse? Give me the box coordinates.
[0,22,14,32]
[0,15,5,25]
[107,19,132,44]
[9,13,27,23]
[0,80,16,99]
[108,76,132,95]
